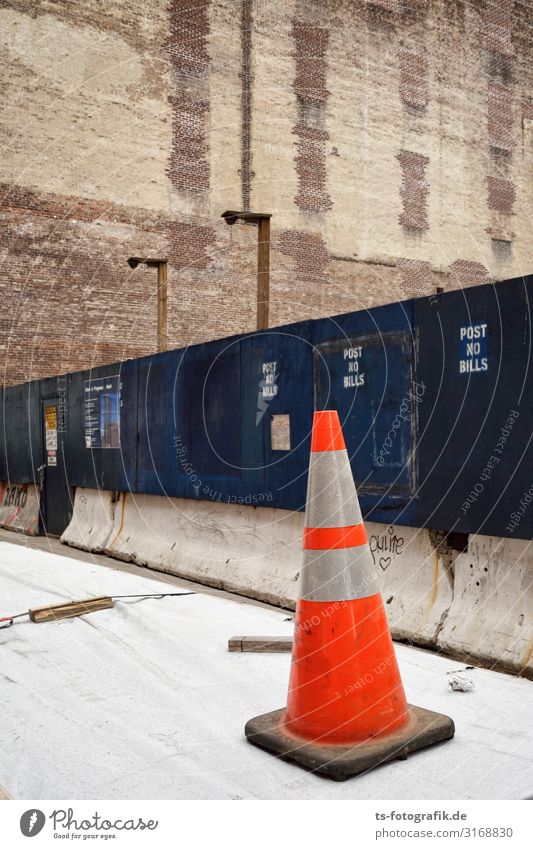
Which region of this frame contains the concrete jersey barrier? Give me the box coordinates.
[60,487,533,676]
[0,482,40,535]
[60,488,118,552]
[104,492,303,609]
[437,534,533,675]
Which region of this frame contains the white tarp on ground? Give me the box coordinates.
[0,540,532,800]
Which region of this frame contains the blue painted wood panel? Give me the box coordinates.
[1,275,531,539]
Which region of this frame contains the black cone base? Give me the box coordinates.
[245,704,455,782]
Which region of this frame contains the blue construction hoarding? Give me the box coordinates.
[1,274,532,539]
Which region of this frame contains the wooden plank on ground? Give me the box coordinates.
[0,785,12,800]
[228,635,293,653]
[29,596,113,623]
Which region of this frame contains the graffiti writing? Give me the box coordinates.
[2,485,28,508]
[369,525,404,571]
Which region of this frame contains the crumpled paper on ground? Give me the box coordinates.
[447,670,475,692]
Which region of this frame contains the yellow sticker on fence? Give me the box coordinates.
[45,406,58,430]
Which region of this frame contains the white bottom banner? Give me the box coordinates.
[0,800,531,848]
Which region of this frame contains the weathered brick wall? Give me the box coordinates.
[0,0,172,385]
[0,185,167,385]
[1,0,532,385]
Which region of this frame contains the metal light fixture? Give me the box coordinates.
[221,211,272,331]
[127,257,168,352]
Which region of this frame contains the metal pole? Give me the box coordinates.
[157,261,168,352]
[257,217,270,330]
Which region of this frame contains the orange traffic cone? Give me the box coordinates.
[245,410,454,780]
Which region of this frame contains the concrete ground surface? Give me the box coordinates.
[0,536,532,800]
